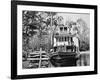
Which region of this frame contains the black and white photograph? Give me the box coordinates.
[11,1,97,79]
[22,11,90,69]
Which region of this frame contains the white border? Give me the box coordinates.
[17,5,94,75]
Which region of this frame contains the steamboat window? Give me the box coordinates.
[64,27,67,31]
[60,27,63,31]
[59,37,61,42]
[65,37,66,41]
[62,37,63,41]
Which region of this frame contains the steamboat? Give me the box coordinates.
[50,24,80,67]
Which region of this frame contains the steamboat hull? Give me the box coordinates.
[50,52,78,67]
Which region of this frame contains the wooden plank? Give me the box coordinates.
[29,55,40,57]
[30,52,42,54]
[29,54,48,57]
[27,58,49,60]
[39,52,42,68]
